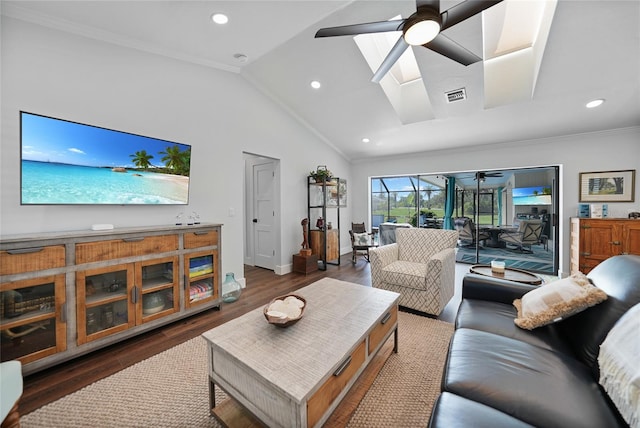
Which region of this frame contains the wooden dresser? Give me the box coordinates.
[570,218,640,274]
[1,223,222,375]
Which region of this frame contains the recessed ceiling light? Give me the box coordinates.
[310,80,321,89]
[586,99,605,108]
[362,138,370,143]
[233,53,248,63]
[211,13,228,24]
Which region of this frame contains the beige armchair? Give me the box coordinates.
[369,228,458,316]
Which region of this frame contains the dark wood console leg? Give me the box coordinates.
[209,378,216,415]
[393,327,398,353]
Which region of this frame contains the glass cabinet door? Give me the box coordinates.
[1,274,66,364]
[184,250,218,309]
[135,256,179,324]
[76,264,135,344]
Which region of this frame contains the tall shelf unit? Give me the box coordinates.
[307,175,342,270]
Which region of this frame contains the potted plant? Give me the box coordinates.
[309,166,333,183]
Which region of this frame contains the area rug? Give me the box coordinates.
[21,312,454,428]
[456,243,553,273]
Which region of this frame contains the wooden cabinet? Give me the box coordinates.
[1,245,68,365]
[1,274,66,365]
[307,340,366,428]
[76,255,180,344]
[570,218,640,274]
[1,245,65,275]
[184,230,218,249]
[76,263,135,344]
[310,229,339,262]
[184,249,218,309]
[0,224,221,374]
[75,235,178,264]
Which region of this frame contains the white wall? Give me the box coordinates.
[0,17,350,279]
[3,16,638,279]
[350,127,640,275]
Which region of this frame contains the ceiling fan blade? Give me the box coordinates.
[315,20,404,38]
[424,33,481,66]
[416,0,440,11]
[441,0,503,31]
[371,37,410,83]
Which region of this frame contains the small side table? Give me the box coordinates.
[292,254,318,274]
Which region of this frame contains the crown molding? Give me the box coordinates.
[2,3,240,73]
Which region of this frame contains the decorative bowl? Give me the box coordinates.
[143,294,165,315]
[263,294,306,328]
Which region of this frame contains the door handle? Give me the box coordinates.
[253,219,258,223]
[333,356,352,377]
[7,247,44,254]
[381,312,392,325]
[122,237,144,243]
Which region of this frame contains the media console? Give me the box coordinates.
[0,223,222,375]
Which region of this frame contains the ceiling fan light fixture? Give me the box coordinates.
[403,9,441,46]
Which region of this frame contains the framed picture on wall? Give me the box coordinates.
[325,178,347,207]
[579,170,635,202]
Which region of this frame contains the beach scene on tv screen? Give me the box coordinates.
[21,113,190,204]
[512,186,552,205]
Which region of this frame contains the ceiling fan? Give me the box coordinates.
[457,172,504,181]
[474,172,503,181]
[315,0,503,83]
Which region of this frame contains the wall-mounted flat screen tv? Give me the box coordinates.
[512,186,552,205]
[21,111,191,205]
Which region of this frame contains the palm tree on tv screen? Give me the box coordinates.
[129,150,154,169]
[159,145,190,176]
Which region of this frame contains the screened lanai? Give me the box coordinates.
[370,175,450,228]
[369,167,559,275]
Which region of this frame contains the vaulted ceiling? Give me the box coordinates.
[3,0,639,161]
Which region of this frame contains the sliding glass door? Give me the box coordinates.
[448,167,559,275]
[370,166,559,275]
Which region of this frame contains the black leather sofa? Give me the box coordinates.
[429,255,640,428]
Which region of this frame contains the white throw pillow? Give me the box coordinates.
[598,303,640,427]
[353,232,371,246]
[513,271,607,330]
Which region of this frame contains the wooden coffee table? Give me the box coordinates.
[202,278,400,428]
[469,264,543,285]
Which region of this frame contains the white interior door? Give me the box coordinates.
[253,161,275,270]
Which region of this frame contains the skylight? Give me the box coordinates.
[355,16,421,86]
[354,15,435,124]
[483,0,558,108]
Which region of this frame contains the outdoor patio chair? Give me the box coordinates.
[498,219,544,252]
[454,217,489,247]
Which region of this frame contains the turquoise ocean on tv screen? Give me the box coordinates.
[22,160,189,204]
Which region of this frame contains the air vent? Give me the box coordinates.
[445,88,466,103]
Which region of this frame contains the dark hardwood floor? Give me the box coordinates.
[20,255,463,416]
